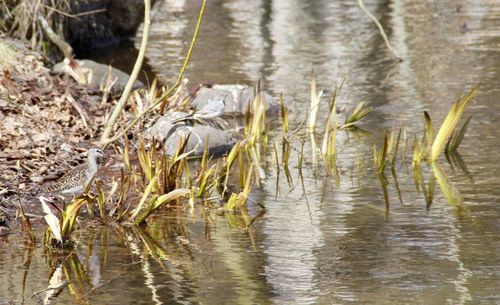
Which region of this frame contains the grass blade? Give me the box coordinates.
[445,115,472,153]
[431,85,479,160]
[134,188,190,224]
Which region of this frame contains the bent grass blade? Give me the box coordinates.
[431,85,479,161]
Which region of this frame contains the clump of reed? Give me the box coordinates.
[307,73,372,172]
[410,85,480,167]
[431,85,479,160]
[370,85,479,210]
[372,85,479,175]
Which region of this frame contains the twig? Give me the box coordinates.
[41,4,106,19]
[358,0,402,62]
[73,8,107,17]
[65,94,93,135]
[28,280,70,299]
[99,0,152,146]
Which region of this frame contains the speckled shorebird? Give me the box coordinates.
[42,148,104,196]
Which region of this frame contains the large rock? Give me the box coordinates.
[145,112,240,156]
[53,59,144,94]
[190,84,280,116]
[66,0,147,51]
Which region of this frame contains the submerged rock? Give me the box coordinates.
[190,84,280,116]
[145,111,240,156]
[52,59,144,94]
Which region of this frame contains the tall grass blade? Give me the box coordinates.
[431,85,479,161]
[308,72,323,166]
[308,72,323,133]
[374,134,388,175]
[129,175,158,221]
[321,85,338,160]
[389,129,401,167]
[134,188,190,225]
[137,139,153,182]
[61,197,89,239]
[445,115,472,153]
[424,111,434,153]
[431,162,464,208]
[280,93,288,134]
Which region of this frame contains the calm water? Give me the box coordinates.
[2,0,500,304]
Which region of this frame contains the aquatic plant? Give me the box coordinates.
[430,85,479,161]
[225,165,254,212]
[388,129,402,168]
[40,194,92,247]
[445,116,472,154]
[341,101,372,130]
[373,134,388,175]
[321,83,340,166]
[306,75,371,171]
[308,73,323,166]
[412,112,433,167]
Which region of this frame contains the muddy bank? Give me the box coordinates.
[0,36,110,213]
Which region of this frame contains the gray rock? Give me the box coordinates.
[53,59,144,94]
[191,84,280,116]
[145,112,239,156]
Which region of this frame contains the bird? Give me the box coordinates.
[170,96,227,129]
[192,96,226,120]
[41,148,105,197]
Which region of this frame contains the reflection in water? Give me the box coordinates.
[2,0,500,303]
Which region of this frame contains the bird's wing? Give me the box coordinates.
[43,164,86,193]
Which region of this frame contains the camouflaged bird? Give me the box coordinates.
[42,148,104,196]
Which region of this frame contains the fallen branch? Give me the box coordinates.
[37,14,73,58]
[358,0,402,62]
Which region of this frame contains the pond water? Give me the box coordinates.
[2,0,500,304]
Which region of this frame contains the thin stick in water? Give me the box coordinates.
[358,0,402,62]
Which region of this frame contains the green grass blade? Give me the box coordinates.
[134,188,190,225]
[129,175,158,221]
[446,115,472,153]
[431,85,479,161]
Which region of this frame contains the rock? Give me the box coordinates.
[66,0,148,51]
[66,0,117,51]
[190,84,280,116]
[52,59,144,94]
[108,0,146,36]
[145,112,240,156]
